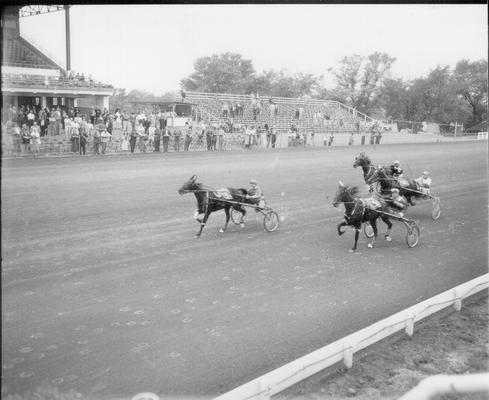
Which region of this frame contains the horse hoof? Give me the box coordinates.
[385,235,392,242]
[348,249,355,253]
[240,223,245,228]
[218,228,225,233]
[367,243,373,248]
[194,235,200,239]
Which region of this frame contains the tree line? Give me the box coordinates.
[112,52,487,129]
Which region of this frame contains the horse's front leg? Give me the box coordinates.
[350,223,361,253]
[337,220,348,236]
[367,219,378,248]
[219,207,230,233]
[195,211,211,238]
[381,215,393,242]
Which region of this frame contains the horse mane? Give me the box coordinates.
[347,185,360,197]
[359,153,371,165]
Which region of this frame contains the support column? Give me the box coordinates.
[41,96,47,109]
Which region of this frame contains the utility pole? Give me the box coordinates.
[65,5,71,71]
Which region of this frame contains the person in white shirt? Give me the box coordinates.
[27,109,35,127]
[415,171,432,196]
[30,122,41,157]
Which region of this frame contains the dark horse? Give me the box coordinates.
[178,175,249,238]
[333,181,393,253]
[353,152,378,185]
[367,166,424,206]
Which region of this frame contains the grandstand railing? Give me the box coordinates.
[213,273,489,400]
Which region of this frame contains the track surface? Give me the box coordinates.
[2,142,487,399]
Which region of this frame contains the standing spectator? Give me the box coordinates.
[270,125,277,148]
[310,130,315,146]
[79,122,88,155]
[375,129,382,145]
[264,124,271,148]
[154,126,161,152]
[217,126,226,151]
[245,125,253,149]
[48,109,56,136]
[129,123,138,153]
[205,127,213,151]
[222,102,229,118]
[11,122,21,155]
[184,124,192,151]
[137,123,147,153]
[100,128,111,154]
[211,126,218,150]
[90,107,96,124]
[348,132,354,146]
[148,123,155,149]
[21,123,31,155]
[70,120,80,153]
[173,129,182,152]
[54,107,62,135]
[162,127,170,152]
[27,108,35,127]
[39,108,47,136]
[361,130,366,146]
[328,132,334,146]
[93,119,105,155]
[30,122,41,157]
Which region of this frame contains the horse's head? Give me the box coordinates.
[353,152,370,169]
[178,175,198,195]
[333,181,359,208]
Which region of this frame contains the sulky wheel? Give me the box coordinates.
[263,211,279,232]
[406,221,420,248]
[363,222,375,238]
[231,207,243,225]
[431,197,441,220]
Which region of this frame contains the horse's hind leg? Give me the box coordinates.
[381,216,393,242]
[219,207,230,233]
[239,206,246,228]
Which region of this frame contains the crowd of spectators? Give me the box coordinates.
[2,99,388,158]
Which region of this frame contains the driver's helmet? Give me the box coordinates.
[249,179,257,185]
[393,160,400,166]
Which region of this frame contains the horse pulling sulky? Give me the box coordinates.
[178,175,279,238]
[333,181,420,253]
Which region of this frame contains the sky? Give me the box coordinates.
[18,4,488,96]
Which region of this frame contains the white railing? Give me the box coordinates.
[213,273,489,400]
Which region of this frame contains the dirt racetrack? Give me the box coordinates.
[1,141,487,399]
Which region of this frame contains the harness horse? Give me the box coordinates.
[178,175,248,238]
[178,175,280,237]
[333,182,420,252]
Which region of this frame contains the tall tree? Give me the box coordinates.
[453,59,488,126]
[181,53,256,93]
[329,52,396,114]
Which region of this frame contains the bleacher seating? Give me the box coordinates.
[1,73,113,90]
[185,91,373,135]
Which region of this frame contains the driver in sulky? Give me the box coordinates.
[245,179,266,209]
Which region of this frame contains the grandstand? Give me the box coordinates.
[1,6,113,118]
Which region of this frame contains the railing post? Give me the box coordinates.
[405,311,415,336]
[343,342,353,369]
[258,379,271,400]
[453,288,462,311]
